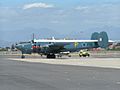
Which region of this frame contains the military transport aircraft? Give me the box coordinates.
[15,31,109,58]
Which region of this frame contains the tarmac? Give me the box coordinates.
[1,50,120,69]
[1,51,120,90]
[1,50,119,69]
[9,57,120,69]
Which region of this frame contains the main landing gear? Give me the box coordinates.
[21,53,25,59]
[47,54,56,59]
[21,55,25,58]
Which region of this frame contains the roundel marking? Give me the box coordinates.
[99,38,102,41]
[74,42,79,48]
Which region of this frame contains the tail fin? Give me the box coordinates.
[91,32,99,40]
[91,31,109,48]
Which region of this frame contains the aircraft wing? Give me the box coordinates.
[34,39,98,43]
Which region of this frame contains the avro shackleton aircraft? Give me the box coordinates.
[15,31,109,58]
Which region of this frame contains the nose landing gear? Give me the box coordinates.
[21,54,25,59]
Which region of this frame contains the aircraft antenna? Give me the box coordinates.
[32,33,35,43]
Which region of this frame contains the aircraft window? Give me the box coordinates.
[83,43,86,46]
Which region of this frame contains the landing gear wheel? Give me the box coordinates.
[47,54,56,59]
[21,55,25,59]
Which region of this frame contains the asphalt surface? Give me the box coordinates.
[0,56,120,90]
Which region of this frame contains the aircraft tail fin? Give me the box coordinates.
[91,31,109,48]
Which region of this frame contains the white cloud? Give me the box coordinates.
[75,6,89,11]
[74,6,91,14]
[23,3,54,10]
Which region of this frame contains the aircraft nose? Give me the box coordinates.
[15,44,22,50]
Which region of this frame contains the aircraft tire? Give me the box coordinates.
[47,54,56,59]
[21,55,25,59]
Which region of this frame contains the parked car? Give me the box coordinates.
[79,50,90,57]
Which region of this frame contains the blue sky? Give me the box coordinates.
[1,0,120,9]
[1,0,120,6]
[0,0,120,42]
